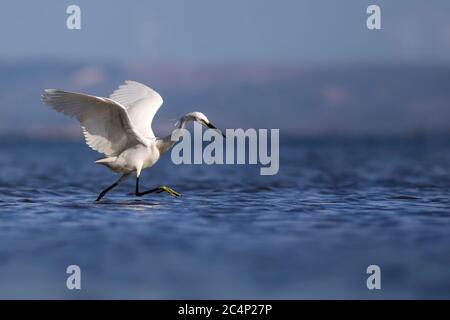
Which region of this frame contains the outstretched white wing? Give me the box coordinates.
[42,89,149,157]
[109,80,163,138]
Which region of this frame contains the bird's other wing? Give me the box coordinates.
[42,89,149,157]
[109,80,163,139]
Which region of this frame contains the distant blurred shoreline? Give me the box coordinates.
[2,131,450,146]
[2,60,450,138]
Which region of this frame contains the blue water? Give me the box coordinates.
[0,137,450,299]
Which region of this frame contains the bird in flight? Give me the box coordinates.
[42,80,224,201]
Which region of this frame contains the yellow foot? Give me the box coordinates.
[157,186,181,197]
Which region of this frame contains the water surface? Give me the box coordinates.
[0,137,450,299]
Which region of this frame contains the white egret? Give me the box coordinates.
[42,80,225,201]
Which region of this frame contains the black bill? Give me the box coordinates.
[205,121,226,138]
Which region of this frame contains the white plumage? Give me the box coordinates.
[42,80,223,201]
[109,80,163,139]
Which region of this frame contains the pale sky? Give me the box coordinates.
[1,0,450,64]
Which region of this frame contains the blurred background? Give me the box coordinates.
[1,0,450,299]
[1,0,450,138]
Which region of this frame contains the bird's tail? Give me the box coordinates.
[95,157,117,164]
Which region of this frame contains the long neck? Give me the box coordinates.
[156,117,189,155]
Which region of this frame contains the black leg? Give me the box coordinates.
[96,182,118,201]
[95,174,130,202]
[135,177,160,196]
[135,177,181,197]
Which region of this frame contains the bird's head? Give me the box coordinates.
[182,111,225,138]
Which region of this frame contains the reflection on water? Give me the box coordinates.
[0,137,450,298]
